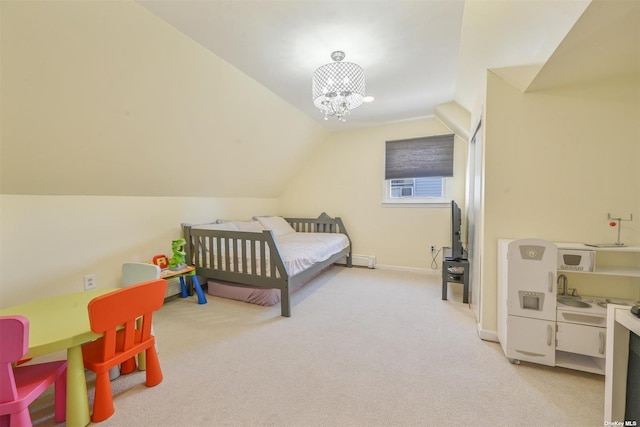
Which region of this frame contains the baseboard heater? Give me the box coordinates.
[337,254,376,269]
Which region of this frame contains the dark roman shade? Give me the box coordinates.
[385,134,454,180]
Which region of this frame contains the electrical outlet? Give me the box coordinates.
[430,245,436,253]
[83,274,97,291]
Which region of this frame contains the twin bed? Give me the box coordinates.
[182,213,352,317]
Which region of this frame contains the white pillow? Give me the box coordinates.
[194,222,239,231]
[256,216,295,236]
[231,220,265,233]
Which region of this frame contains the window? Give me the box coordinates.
[389,177,444,199]
[383,134,454,205]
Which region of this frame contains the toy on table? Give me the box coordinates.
[165,238,206,305]
[168,238,187,270]
[152,254,168,269]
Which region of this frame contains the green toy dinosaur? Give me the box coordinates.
[168,238,187,270]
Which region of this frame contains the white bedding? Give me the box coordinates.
[275,232,350,276]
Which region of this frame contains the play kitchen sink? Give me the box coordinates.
[556,295,637,314]
[557,296,592,308]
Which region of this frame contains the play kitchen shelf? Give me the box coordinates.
[498,239,640,375]
[556,243,640,278]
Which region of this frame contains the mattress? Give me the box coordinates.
[207,264,334,307]
[276,232,349,276]
[207,280,281,306]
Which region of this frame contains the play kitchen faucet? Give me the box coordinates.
[557,274,579,297]
[558,274,568,296]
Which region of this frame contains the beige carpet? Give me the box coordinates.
[30,267,604,426]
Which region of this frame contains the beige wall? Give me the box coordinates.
[1,0,327,197]
[0,195,278,307]
[0,0,319,307]
[480,71,640,333]
[279,118,468,269]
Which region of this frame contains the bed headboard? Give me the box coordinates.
[284,212,349,235]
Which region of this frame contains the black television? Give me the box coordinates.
[449,200,465,260]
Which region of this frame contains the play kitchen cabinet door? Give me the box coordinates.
[556,322,606,358]
[505,316,556,366]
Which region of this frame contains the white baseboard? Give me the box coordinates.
[337,254,447,276]
[477,324,499,342]
[377,264,440,275]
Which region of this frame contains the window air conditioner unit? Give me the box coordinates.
[401,187,413,197]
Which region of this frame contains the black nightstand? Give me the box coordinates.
[442,258,470,303]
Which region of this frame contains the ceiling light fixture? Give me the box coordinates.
[312,51,366,122]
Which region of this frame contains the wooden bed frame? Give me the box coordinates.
[182,213,352,317]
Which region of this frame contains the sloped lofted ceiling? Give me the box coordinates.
[454,0,592,108]
[460,0,638,97]
[136,0,599,131]
[135,0,466,131]
[0,0,331,198]
[526,0,640,92]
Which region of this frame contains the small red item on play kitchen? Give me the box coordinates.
[152,255,168,269]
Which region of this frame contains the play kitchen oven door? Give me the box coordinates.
[503,239,558,366]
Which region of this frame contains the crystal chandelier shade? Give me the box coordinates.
[312,51,365,122]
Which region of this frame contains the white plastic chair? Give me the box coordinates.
[109,262,162,380]
[122,262,162,287]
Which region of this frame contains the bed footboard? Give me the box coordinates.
[184,228,289,286]
[183,226,292,314]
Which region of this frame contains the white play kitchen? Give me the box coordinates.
[497,238,640,374]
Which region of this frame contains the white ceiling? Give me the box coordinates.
[135,0,638,132]
[136,0,465,131]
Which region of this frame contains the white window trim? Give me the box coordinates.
[382,177,451,207]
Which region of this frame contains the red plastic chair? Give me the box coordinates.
[81,279,167,422]
[0,315,67,427]
[108,262,163,381]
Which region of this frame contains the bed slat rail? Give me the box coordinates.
[184,228,289,281]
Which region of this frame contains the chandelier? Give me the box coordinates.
[312,51,365,122]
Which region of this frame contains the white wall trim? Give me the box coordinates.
[377,264,441,275]
[477,324,499,342]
